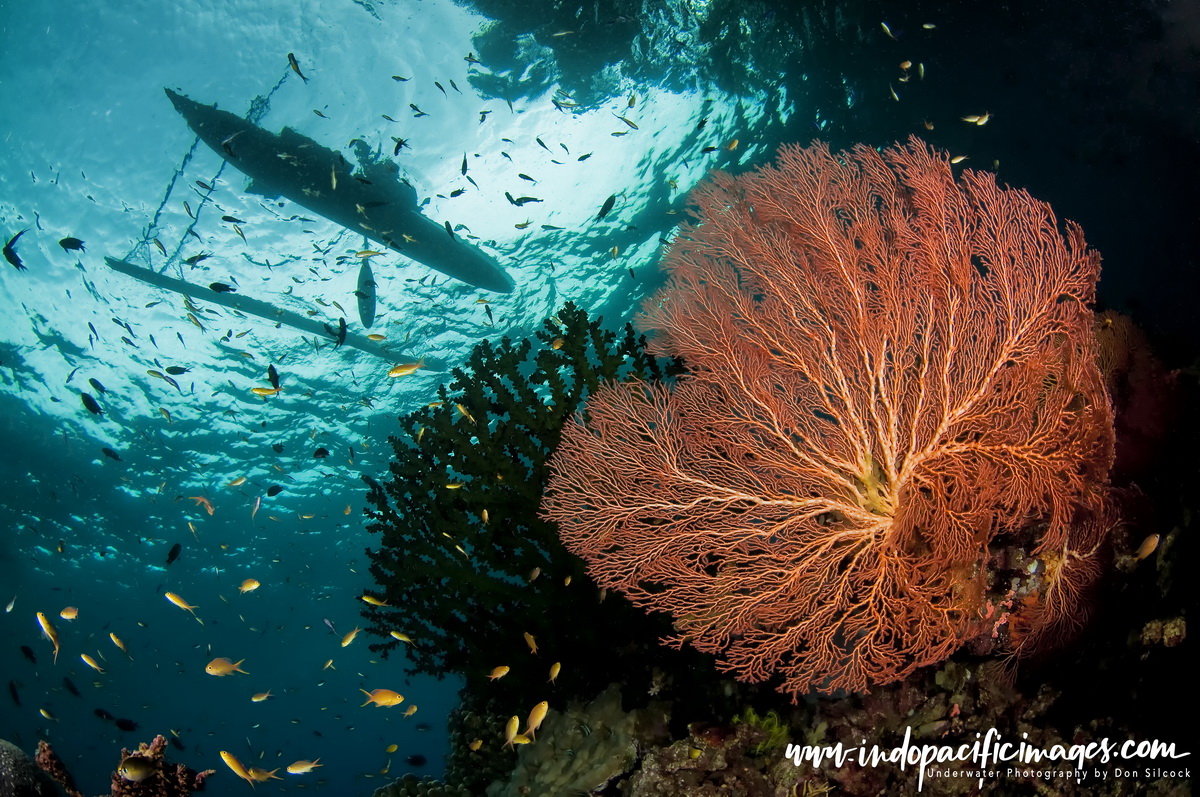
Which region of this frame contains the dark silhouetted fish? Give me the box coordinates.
[8,680,19,706]
[406,755,427,767]
[165,366,190,375]
[62,676,80,697]
[94,707,114,721]
[101,447,121,462]
[268,364,280,390]
[20,645,36,664]
[166,543,182,566]
[59,237,86,252]
[81,392,102,416]
[209,282,237,293]
[115,718,139,732]
[597,194,617,220]
[4,229,27,271]
[356,260,375,329]
[267,485,283,497]
[88,378,106,394]
[272,443,284,454]
[313,448,329,459]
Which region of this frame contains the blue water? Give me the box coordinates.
[1,0,1197,793]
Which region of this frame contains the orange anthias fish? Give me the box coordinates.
[36,612,61,664]
[164,592,203,625]
[523,700,549,741]
[220,751,256,787]
[360,688,404,707]
[340,627,360,647]
[286,759,322,774]
[206,657,249,676]
[187,495,215,515]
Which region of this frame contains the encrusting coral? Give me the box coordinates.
[33,734,214,797]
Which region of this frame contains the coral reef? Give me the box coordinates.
[485,683,671,797]
[31,735,214,797]
[360,301,706,706]
[544,138,1116,697]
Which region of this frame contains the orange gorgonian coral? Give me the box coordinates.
[542,137,1115,697]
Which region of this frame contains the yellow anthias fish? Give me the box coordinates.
[403,705,418,717]
[36,612,60,663]
[468,739,483,751]
[548,661,561,684]
[250,387,281,396]
[81,653,105,673]
[389,631,413,644]
[524,700,549,741]
[110,632,131,658]
[239,579,260,594]
[360,688,404,707]
[251,690,273,702]
[360,594,389,606]
[523,631,538,655]
[59,606,78,620]
[164,592,203,624]
[503,715,520,749]
[205,657,249,676]
[248,767,282,782]
[220,751,256,786]
[117,754,157,782]
[227,476,247,487]
[385,744,398,753]
[340,627,360,647]
[322,658,335,670]
[366,333,386,341]
[286,759,322,774]
[387,359,424,378]
[487,666,510,681]
[39,708,57,721]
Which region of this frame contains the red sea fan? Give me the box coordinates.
[542,137,1115,697]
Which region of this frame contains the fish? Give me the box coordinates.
[389,631,413,644]
[95,708,114,720]
[8,680,19,706]
[109,633,130,657]
[81,392,103,416]
[596,194,617,220]
[250,387,280,397]
[239,579,260,594]
[881,21,895,39]
[166,543,182,565]
[287,52,309,82]
[524,700,549,741]
[267,364,280,390]
[187,495,214,515]
[4,229,27,271]
[59,237,86,252]
[114,717,138,731]
[36,613,60,663]
[360,594,389,606]
[209,282,237,293]
[164,592,202,624]
[266,484,283,497]
[313,447,329,459]
[20,645,36,664]
[286,759,322,774]
[220,750,257,786]
[487,666,510,681]
[405,754,426,766]
[356,260,376,328]
[251,690,272,702]
[63,676,81,696]
[523,631,538,654]
[227,476,247,487]
[503,715,520,749]
[101,447,121,462]
[1135,533,1160,561]
[5,595,14,613]
[205,657,248,676]
[341,627,361,647]
[361,688,404,707]
[59,606,78,620]
[81,653,105,673]
[248,767,282,782]
[117,755,157,782]
[387,359,424,378]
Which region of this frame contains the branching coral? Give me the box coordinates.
[361,302,690,701]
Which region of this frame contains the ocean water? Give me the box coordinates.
[1,0,1196,794]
